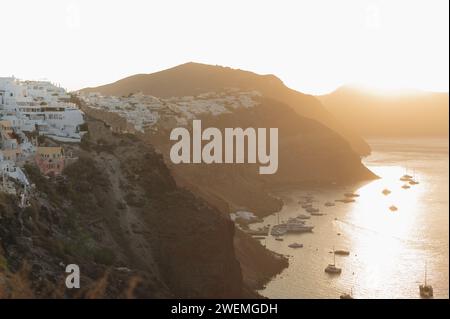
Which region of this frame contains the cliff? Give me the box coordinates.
[0,117,285,298]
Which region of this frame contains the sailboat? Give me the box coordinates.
[400,166,413,181]
[325,247,342,274]
[340,288,354,299]
[409,169,420,185]
[419,263,433,298]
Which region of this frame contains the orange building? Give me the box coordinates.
[35,146,64,176]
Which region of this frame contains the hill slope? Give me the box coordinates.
[0,117,286,298]
[81,62,371,155]
[319,86,449,138]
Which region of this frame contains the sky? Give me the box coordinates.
[1,0,448,94]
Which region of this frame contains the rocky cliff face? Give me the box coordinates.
[0,117,284,298]
[143,97,376,217]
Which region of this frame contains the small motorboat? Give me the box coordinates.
[334,250,350,256]
[344,193,360,198]
[310,212,325,216]
[382,189,391,195]
[275,237,284,242]
[288,243,304,249]
[335,198,355,203]
[402,184,411,189]
[389,205,398,211]
[400,171,413,181]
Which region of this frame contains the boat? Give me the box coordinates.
[382,189,391,195]
[344,193,360,198]
[325,248,342,274]
[245,226,269,236]
[401,184,410,189]
[419,263,433,298]
[288,243,304,248]
[286,223,314,233]
[271,224,287,236]
[287,217,305,224]
[324,202,336,207]
[334,250,350,256]
[252,236,266,240]
[400,167,413,181]
[409,169,420,185]
[310,212,325,216]
[335,198,355,203]
[340,289,354,299]
[271,220,314,235]
[389,205,398,211]
[400,168,413,181]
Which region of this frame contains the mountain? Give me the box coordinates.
[77,92,376,218]
[0,116,286,298]
[318,86,449,138]
[81,62,371,155]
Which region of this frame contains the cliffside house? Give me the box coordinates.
[35,146,64,176]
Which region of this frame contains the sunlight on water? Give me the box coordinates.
[257,138,449,299]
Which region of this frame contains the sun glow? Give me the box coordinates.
[0,0,448,94]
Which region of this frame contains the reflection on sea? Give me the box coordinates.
[256,138,449,299]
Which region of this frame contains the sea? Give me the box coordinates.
[255,138,449,299]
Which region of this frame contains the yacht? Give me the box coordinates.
[287,223,314,233]
[271,224,287,236]
[271,221,314,235]
[382,189,391,195]
[325,248,342,274]
[419,263,433,298]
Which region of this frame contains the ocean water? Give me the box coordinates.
[256,138,449,299]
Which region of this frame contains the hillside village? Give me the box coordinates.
[0,78,262,203]
[0,77,86,202]
[79,88,261,132]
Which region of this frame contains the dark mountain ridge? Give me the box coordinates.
[81,62,371,155]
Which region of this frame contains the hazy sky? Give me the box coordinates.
[1,0,448,94]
